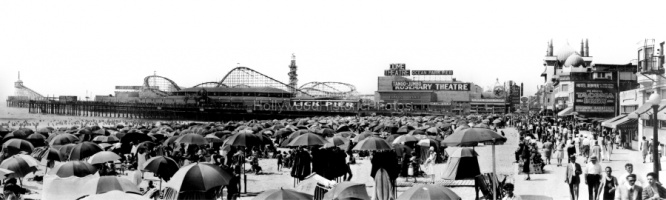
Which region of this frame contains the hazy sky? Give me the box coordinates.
[1,1,663,101]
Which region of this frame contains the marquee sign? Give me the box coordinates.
[383,63,453,76]
[573,82,616,114]
[392,81,470,91]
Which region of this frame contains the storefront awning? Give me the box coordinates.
[639,102,666,120]
[611,117,637,129]
[629,103,653,119]
[557,107,573,117]
[602,115,626,127]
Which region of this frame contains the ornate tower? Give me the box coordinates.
[580,39,585,56]
[584,39,589,57]
[288,54,298,95]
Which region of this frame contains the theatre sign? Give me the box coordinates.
[392,81,470,91]
[383,63,453,76]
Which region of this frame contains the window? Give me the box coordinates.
[622,105,637,114]
[562,84,568,92]
[645,119,654,127]
[661,120,666,129]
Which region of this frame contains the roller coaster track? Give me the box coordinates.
[219,67,313,97]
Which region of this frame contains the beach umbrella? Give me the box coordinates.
[69,142,103,161]
[316,128,335,137]
[288,133,328,147]
[441,128,506,200]
[253,188,313,200]
[397,184,461,200]
[492,119,502,124]
[40,147,65,163]
[121,132,154,144]
[95,176,141,194]
[87,151,121,164]
[392,143,412,158]
[2,138,34,154]
[92,136,119,143]
[148,133,167,142]
[77,128,92,135]
[92,128,106,135]
[174,134,208,145]
[49,134,79,146]
[224,132,260,147]
[57,143,77,159]
[426,127,439,134]
[352,137,392,151]
[166,163,232,192]
[352,132,373,143]
[7,129,28,139]
[391,135,419,144]
[27,133,47,145]
[327,136,348,147]
[49,161,97,178]
[142,156,179,181]
[323,182,370,200]
[163,135,182,146]
[453,125,469,133]
[115,132,126,139]
[0,154,39,179]
[204,134,224,143]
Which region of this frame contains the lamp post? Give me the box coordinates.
[648,92,662,180]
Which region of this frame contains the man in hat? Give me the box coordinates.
[584,156,602,200]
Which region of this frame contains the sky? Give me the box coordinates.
[1,1,664,101]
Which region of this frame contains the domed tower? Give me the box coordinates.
[288,54,298,95]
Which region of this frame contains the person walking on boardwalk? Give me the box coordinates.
[566,155,583,200]
[585,156,603,200]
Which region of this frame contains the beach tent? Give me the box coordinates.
[441,148,481,180]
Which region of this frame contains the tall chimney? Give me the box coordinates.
[549,39,554,56]
[585,39,589,57]
[580,40,584,56]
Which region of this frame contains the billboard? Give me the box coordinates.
[411,70,453,75]
[573,82,616,115]
[115,86,143,90]
[392,81,470,91]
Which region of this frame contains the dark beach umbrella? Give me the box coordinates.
[391,135,419,144]
[224,132,260,147]
[385,134,401,144]
[253,188,313,200]
[175,134,208,145]
[352,137,392,151]
[142,156,179,181]
[95,176,140,195]
[336,125,350,133]
[49,161,97,178]
[148,133,167,142]
[397,184,461,200]
[114,132,126,140]
[3,139,34,154]
[392,143,412,157]
[317,128,335,137]
[121,132,153,143]
[167,163,232,192]
[68,142,103,161]
[42,147,65,162]
[0,154,39,179]
[76,128,92,135]
[336,131,355,138]
[26,134,46,147]
[48,134,79,146]
[287,133,328,147]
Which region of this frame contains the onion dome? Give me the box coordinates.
[564,53,585,67]
[555,44,577,64]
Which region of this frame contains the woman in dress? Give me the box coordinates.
[555,138,565,167]
[423,147,436,183]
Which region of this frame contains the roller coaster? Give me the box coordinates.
[141,66,359,99]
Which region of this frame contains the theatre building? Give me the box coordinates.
[375,63,486,114]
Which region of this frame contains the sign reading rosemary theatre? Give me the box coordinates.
[393,81,470,91]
